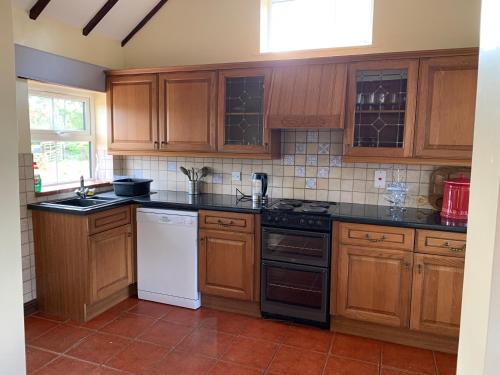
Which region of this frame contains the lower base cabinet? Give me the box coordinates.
[410,253,465,337]
[337,245,413,328]
[198,229,254,301]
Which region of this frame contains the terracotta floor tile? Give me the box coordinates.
[100,313,155,338]
[324,356,379,375]
[176,328,235,358]
[200,310,253,335]
[69,309,122,330]
[151,350,216,375]
[239,318,289,343]
[222,336,278,370]
[138,320,193,348]
[24,316,59,343]
[31,324,91,353]
[108,297,139,313]
[282,325,333,353]
[105,341,169,375]
[25,346,58,373]
[128,300,175,318]
[35,357,98,375]
[331,333,382,364]
[268,345,327,375]
[208,361,264,374]
[66,332,131,364]
[162,306,215,327]
[90,367,129,375]
[382,343,436,375]
[33,312,68,323]
[435,352,457,375]
[380,368,414,375]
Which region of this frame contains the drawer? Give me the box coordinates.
[199,210,254,233]
[340,223,415,251]
[416,230,466,257]
[88,206,131,235]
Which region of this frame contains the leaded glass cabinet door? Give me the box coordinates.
[344,60,418,158]
[218,68,272,153]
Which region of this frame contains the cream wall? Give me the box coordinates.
[0,0,27,373]
[11,6,125,69]
[457,0,500,373]
[123,0,481,67]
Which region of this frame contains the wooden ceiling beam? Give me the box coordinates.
[29,0,52,20]
[83,0,120,36]
[121,0,169,47]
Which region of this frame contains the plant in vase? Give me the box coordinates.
[179,166,210,195]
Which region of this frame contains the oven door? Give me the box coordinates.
[261,260,329,324]
[262,227,330,267]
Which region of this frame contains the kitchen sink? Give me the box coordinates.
[39,195,124,210]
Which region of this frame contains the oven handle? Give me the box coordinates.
[261,259,329,273]
[262,226,330,240]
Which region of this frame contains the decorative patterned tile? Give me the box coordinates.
[306,155,318,166]
[318,143,330,154]
[283,155,295,166]
[212,174,223,184]
[305,178,317,189]
[306,130,319,142]
[295,143,306,154]
[294,166,305,177]
[330,155,342,167]
[317,167,329,178]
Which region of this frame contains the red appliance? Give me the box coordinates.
[441,176,470,220]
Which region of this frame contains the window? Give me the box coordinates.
[29,88,94,186]
[261,0,374,53]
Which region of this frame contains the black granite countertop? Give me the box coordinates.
[28,191,466,233]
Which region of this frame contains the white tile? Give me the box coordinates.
[305,178,317,189]
[294,166,305,177]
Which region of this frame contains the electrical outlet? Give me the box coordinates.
[232,171,241,182]
[374,170,387,189]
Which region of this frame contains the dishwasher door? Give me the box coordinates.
[137,208,200,309]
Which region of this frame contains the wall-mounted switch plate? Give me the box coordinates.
[232,171,241,182]
[374,170,387,189]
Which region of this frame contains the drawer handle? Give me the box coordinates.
[127,232,132,238]
[417,264,423,274]
[364,234,386,243]
[217,219,235,227]
[442,241,466,253]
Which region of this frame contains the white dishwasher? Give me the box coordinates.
[137,208,201,309]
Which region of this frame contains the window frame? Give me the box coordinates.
[260,0,374,53]
[28,86,97,186]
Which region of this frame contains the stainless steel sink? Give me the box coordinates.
[40,196,124,210]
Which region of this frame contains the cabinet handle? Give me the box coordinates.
[217,219,234,227]
[417,264,423,274]
[442,241,466,253]
[364,234,386,243]
[264,142,269,150]
[403,261,411,270]
[161,141,166,146]
[127,232,132,238]
[154,141,159,149]
[200,236,205,243]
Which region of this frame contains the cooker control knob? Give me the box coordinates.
[281,217,288,223]
[274,216,280,222]
[308,219,314,225]
[299,218,306,225]
[316,220,323,226]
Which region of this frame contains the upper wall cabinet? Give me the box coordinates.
[414,55,478,160]
[158,71,217,152]
[217,68,276,154]
[107,74,158,151]
[344,59,419,158]
[268,63,347,129]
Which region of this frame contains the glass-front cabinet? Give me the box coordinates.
[218,68,272,153]
[344,60,419,158]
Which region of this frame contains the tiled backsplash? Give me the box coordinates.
[119,130,437,209]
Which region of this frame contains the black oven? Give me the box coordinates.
[261,223,331,327]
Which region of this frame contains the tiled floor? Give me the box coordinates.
[25,298,457,374]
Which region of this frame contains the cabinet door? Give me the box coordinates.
[410,254,464,337]
[268,63,347,129]
[89,224,133,304]
[107,74,158,151]
[159,71,217,152]
[414,55,478,160]
[199,229,254,300]
[217,68,272,154]
[344,59,419,158]
[337,245,413,327]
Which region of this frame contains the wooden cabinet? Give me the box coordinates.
[217,68,279,155]
[268,63,347,129]
[410,253,464,337]
[158,71,217,152]
[89,224,133,304]
[344,59,419,158]
[337,245,413,327]
[199,229,254,301]
[107,74,158,151]
[32,207,135,322]
[414,55,478,160]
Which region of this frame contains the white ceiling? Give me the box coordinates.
[12,0,160,41]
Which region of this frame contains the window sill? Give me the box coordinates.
[35,180,112,197]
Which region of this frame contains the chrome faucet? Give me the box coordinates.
[75,176,89,198]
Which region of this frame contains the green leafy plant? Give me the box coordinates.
[180,166,210,181]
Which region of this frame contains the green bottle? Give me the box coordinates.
[33,162,42,193]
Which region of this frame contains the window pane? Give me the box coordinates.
[32,141,91,186]
[54,98,86,131]
[29,95,53,130]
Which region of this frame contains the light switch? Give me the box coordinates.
[374,170,386,189]
[232,171,241,181]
